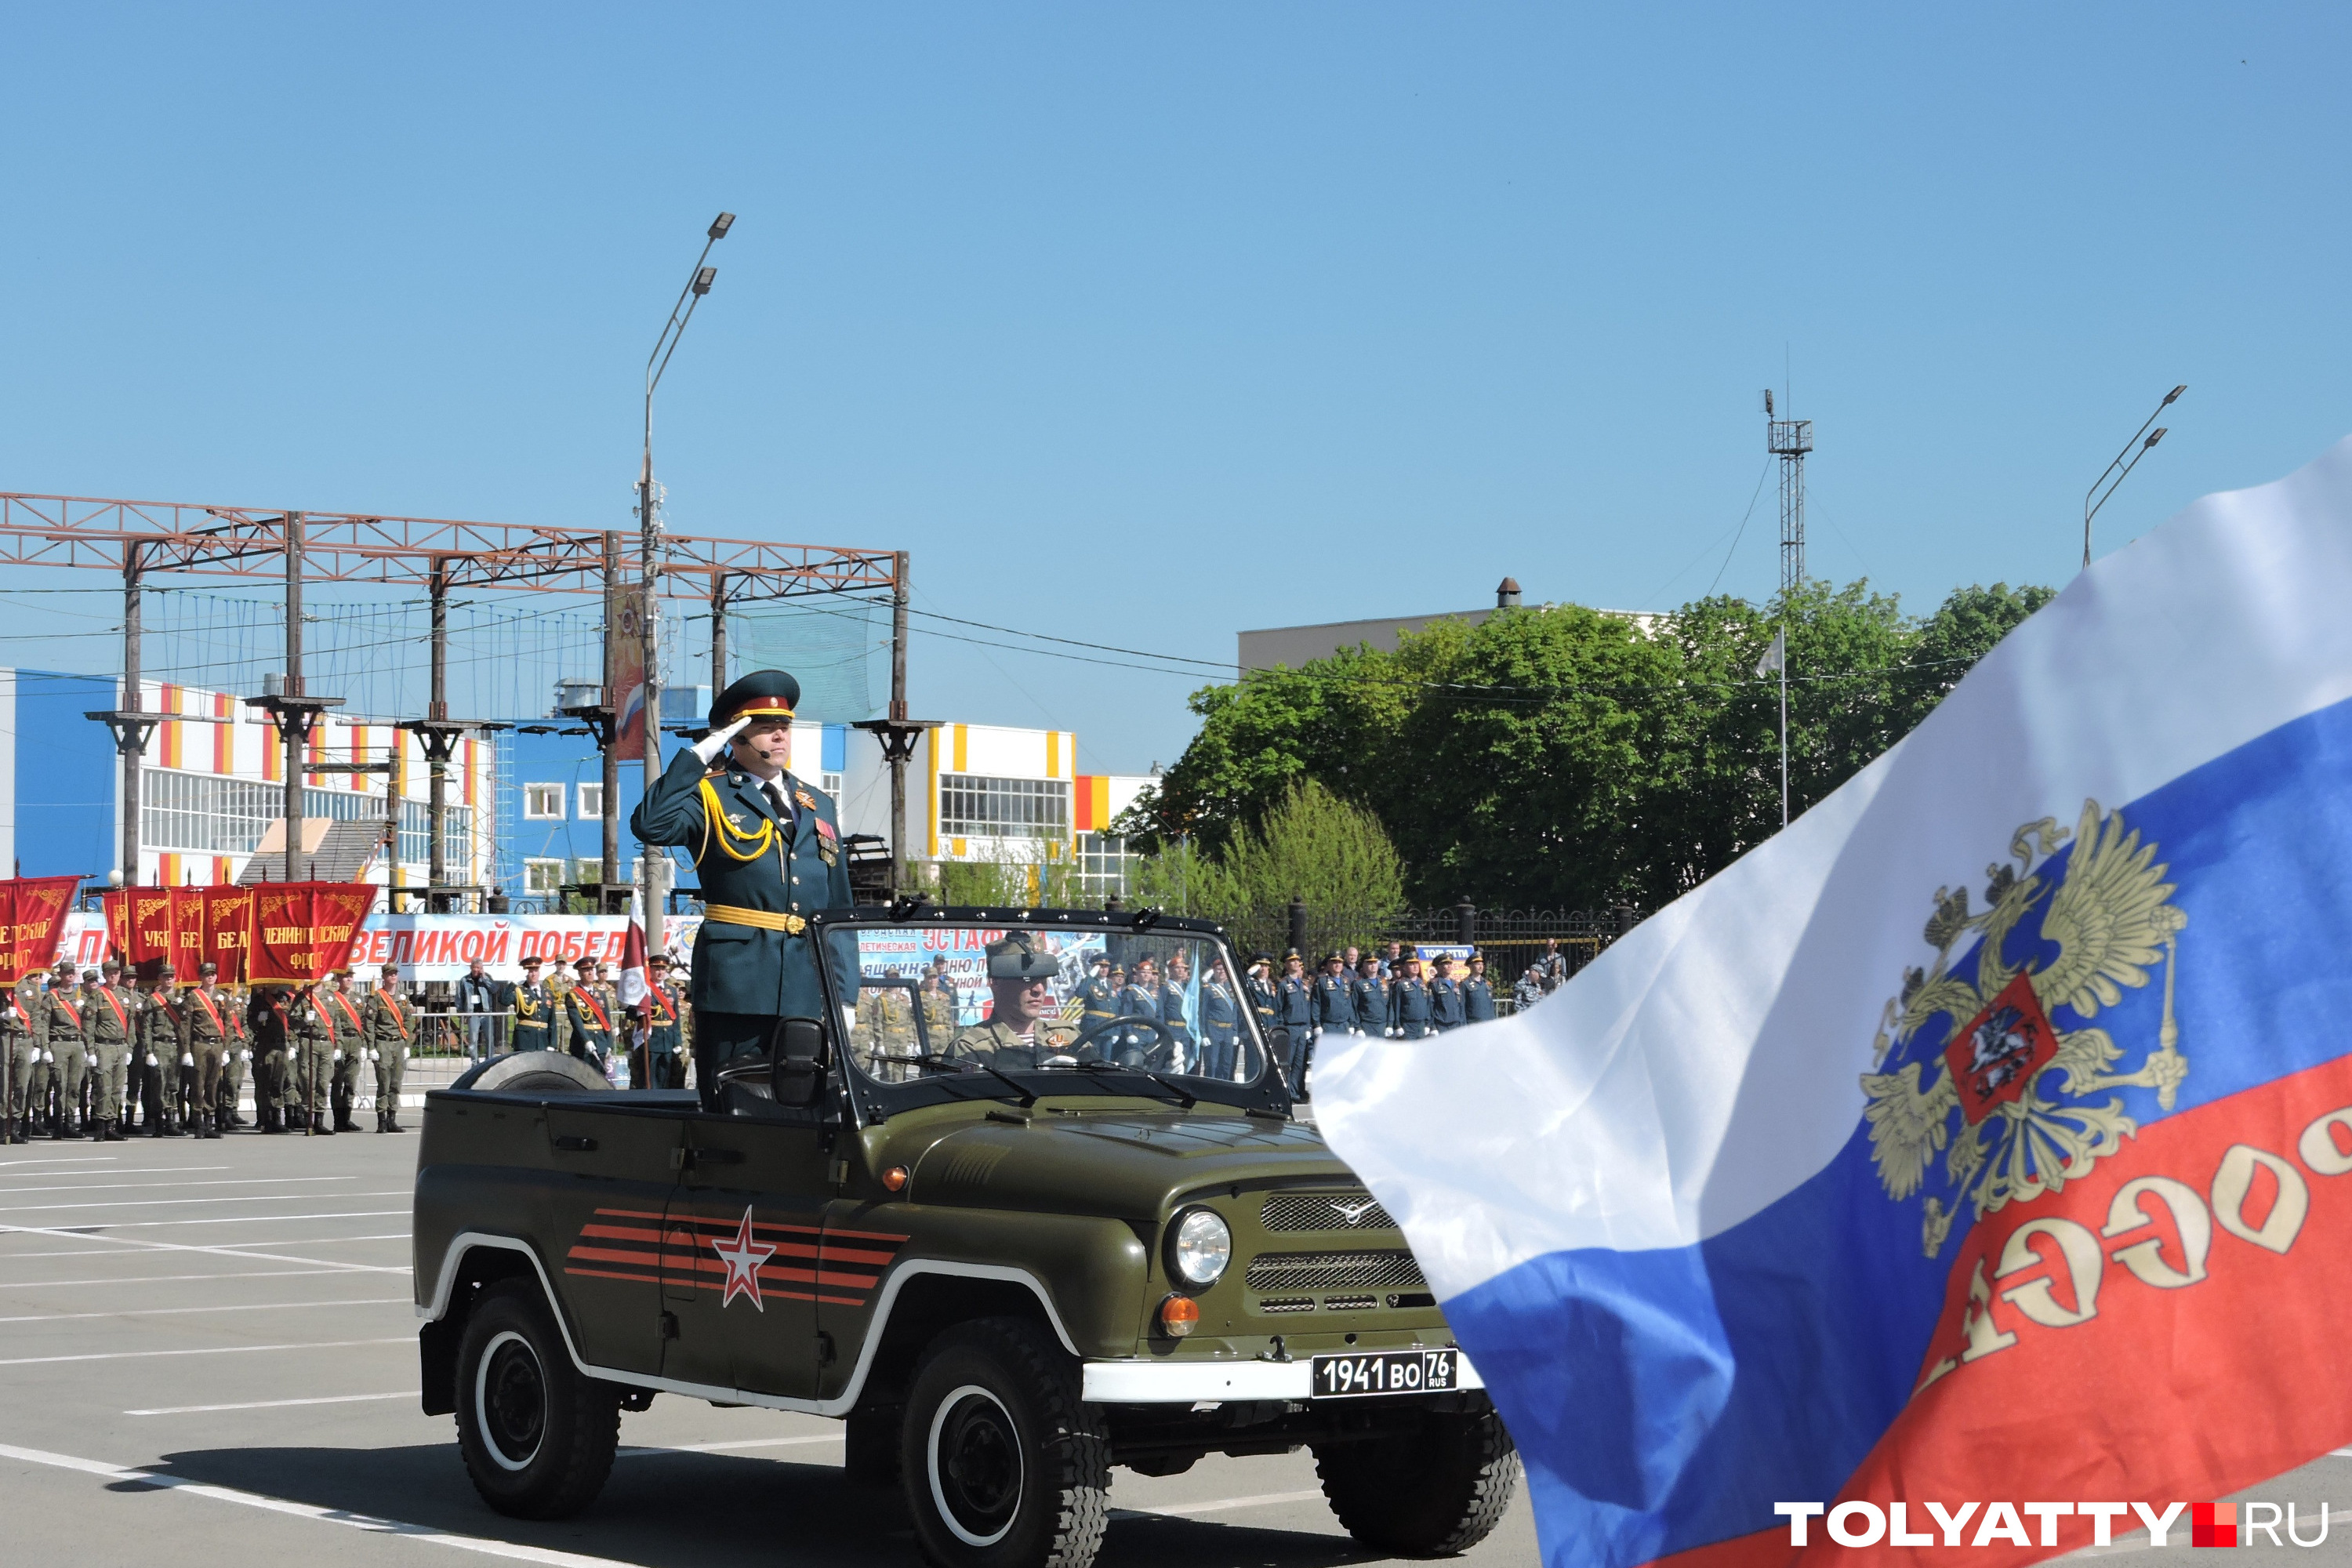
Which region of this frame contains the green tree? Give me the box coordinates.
[1129,779,1405,958]
[1146,577,2054,912]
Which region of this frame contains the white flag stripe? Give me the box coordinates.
[1317,434,2352,1290]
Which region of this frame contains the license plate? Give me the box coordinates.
[1310,1348,1458,1399]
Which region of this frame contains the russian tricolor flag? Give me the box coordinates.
[1316,437,2352,1566]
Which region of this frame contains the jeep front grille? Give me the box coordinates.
[1261,1192,1397,1233]
[1256,1297,1317,1314]
[1245,1250,1426,1294]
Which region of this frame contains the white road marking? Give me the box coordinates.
[129,1391,416,1416]
[0,1222,405,1274]
[617,1434,844,1457]
[0,1232,411,1258]
[0,1163,219,1176]
[0,1440,640,1566]
[0,1267,350,1288]
[1116,1488,1328,1518]
[0,1156,120,1168]
[0,1296,408,1323]
[27,1207,412,1230]
[0,1336,411,1367]
[0,1189,402,1214]
[2,1175,352,1196]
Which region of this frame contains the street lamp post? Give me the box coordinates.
[638,211,733,929]
[2084,384,2185,568]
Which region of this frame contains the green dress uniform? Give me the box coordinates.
[563,980,616,1068]
[43,978,90,1138]
[221,989,252,1127]
[361,982,416,1133]
[323,985,366,1132]
[628,670,854,1106]
[511,976,554,1051]
[289,985,348,1134]
[2,979,38,1142]
[182,982,232,1139]
[249,988,292,1134]
[637,975,687,1089]
[85,978,132,1138]
[134,980,180,1137]
[20,975,54,1136]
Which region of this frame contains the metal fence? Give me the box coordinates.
[1382,905,1641,986]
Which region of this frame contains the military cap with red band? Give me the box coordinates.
[711,669,801,728]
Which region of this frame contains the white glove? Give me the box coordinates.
[403,1047,411,1061]
[332,1049,343,1062]
[146,1053,158,1066]
[241,1050,252,1062]
[40,1050,52,1063]
[85,1052,96,1065]
[692,714,753,767]
[181,1053,194,1066]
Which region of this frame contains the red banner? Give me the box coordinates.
[248,884,379,985]
[102,889,130,964]
[166,887,205,979]
[1,878,81,985]
[127,887,174,982]
[201,886,256,984]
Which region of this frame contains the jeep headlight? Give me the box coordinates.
[1170,1207,1232,1288]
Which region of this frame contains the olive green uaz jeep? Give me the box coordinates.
[414,909,1518,1567]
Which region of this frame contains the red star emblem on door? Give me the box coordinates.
[710,1206,777,1311]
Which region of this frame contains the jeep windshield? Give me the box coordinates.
[818,910,1286,1117]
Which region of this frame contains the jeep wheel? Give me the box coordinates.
[1314,1408,1521,1556]
[900,1318,1109,1568]
[454,1281,619,1519]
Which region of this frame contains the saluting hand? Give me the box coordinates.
[691,715,753,767]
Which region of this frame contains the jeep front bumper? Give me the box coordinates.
[1080,1351,1486,1404]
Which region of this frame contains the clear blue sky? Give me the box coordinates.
[5,4,2347,773]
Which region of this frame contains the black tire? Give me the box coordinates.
[452,1052,611,1094]
[453,1281,619,1519]
[899,1318,1109,1568]
[1314,1408,1522,1556]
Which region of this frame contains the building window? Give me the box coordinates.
[524,782,563,820]
[577,783,604,819]
[524,858,565,894]
[141,771,462,860]
[1077,832,1137,898]
[939,774,1070,841]
[822,772,844,800]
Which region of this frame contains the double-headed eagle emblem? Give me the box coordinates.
[1860,800,2189,1257]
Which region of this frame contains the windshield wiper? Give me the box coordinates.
[887,1052,1038,1109]
[1058,1059,1196,1109]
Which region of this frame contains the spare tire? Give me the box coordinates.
[452,1052,612,1095]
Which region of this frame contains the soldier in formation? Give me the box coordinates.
[248,985,293,1133]
[855,966,919,1081]
[1428,953,1465,1033]
[362,963,416,1133]
[1463,953,1497,1022]
[1387,954,1433,1040]
[1198,955,1242,1082]
[321,971,367,1132]
[85,964,132,1140]
[634,953,688,1088]
[561,957,617,1070]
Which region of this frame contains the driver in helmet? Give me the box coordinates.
[945,933,1081,1069]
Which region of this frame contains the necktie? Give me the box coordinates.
[764,781,790,829]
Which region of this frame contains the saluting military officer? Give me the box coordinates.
[944,932,1078,1069]
[322,972,367,1133]
[363,963,416,1133]
[1388,955,1434,1040]
[511,955,554,1051]
[44,958,90,1138]
[1462,953,1497,1024]
[1428,953,1465,1034]
[630,669,854,1109]
[85,965,132,1142]
[563,960,617,1069]
[1245,955,1277,1034]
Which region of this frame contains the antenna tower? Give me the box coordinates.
[1764,388,1813,597]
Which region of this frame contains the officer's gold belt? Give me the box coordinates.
[705,903,809,936]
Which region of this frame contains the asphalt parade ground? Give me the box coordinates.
[0,1129,1541,1568]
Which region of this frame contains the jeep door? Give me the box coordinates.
[540,1102,684,1376]
[658,1109,831,1399]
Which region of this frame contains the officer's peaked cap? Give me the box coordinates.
[713,669,800,728]
[985,931,1058,981]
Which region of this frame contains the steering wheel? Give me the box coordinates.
[1058,1014,1178,1067]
